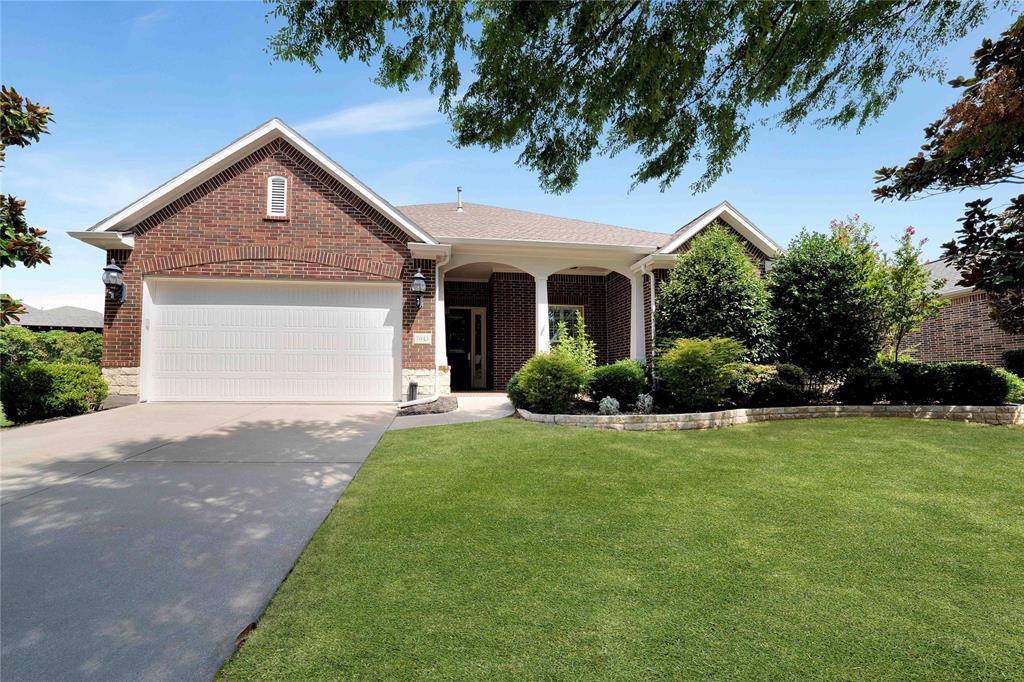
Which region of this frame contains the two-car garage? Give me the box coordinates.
[140,279,402,402]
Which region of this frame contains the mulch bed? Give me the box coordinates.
[397,396,458,416]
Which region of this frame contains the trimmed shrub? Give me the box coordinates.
[768,230,880,380]
[1,362,108,423]
[516,353,589,414]
[657,337,746,410]
[655,224,774,361]
[836,364,900,405]
[943,362,1010,405]
[0,325,41,368]
[886,361,1010,405]
[551,310,597,374]
[728,363,808,407]
[588,359,647,406]
[995,369,1024,403]
[0,328,103,368]
[506,369,527,409]
[1004,349,1024,377]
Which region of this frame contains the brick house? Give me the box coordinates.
[71,119,781,401]
[905,260,1024,366]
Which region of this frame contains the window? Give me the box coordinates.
[549,305,583,342]
[267,176,287,216]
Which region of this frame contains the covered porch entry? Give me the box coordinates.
[439,259,646,391]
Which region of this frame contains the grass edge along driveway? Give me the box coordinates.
[219,417,1024,681]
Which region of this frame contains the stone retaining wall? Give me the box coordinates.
[518,404,1024,431]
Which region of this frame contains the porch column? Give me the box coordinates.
[435,264,447,367]
[535,274,550,353]
[630,273,646,362]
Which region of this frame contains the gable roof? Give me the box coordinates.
[657,201,780,257]
[399,202,669,248]
[14,305,103,329]
[76,118,436,246]
[924,259,974,296]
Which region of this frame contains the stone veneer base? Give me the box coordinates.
[518,404,1024,430]
[102,367,139,396]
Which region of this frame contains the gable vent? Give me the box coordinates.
[267,176,287,217]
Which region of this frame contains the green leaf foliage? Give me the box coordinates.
[1,327,102,368]
[551,309,596,374]
[1,362,107,423]
[588,359,647,407]
[656,336,745,410]
[516,352,589,414]
[767,230,880,380]
[268,1,988,193]
[655,224,773,361]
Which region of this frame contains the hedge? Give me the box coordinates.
[1004,349,1024,377]
[1,362,108,423]
[837,361,1010,406]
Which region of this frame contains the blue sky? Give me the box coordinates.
[2,1,1019,312]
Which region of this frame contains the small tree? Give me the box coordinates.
[767,230,880,381]
[655,225,774,361]
[1,86,54,325]
[552,309,596,374]
[874,18,1024,333]
[880,227,948,359]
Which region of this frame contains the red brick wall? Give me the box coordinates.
[490,272,535,388]
[446,281,490,308]
[906,292,1024,366]
[102,138,434,371]
[605,272,632,362]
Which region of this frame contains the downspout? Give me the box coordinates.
[639,261,657,388]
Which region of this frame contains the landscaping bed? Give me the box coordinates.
[520,403,1024,430]
[219,418,1024,680]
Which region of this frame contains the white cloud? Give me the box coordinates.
[127,6,171,37]
[298,97,442,137]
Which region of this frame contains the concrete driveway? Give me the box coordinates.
[0,403,394,681]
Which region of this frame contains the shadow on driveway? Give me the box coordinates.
[1,404,394,681]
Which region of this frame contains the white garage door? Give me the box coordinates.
[142,279,401,402]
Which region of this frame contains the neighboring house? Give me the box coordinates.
[13,305,103,333]
[904,260,1024,366]
[70,119,779,402]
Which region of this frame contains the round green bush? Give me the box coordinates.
[995,369,1024,404]
[506,369,527,409]
[588,359,647,406]
[517,353,589,414]
[1003,349,1024,378]
[1,362,108,423]
[727,363,808,407]
[656,337,746,410]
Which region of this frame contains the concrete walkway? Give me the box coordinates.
[0,403,394,681]
[389,394,514,430]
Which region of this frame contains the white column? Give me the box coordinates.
[630,273,646,362]
[435,264,447,367]
[535,274,550,353]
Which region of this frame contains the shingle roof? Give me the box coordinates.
[15,305,103,329]
[399,202,670,248]
[924,260,973,296]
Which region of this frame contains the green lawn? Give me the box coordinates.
[219,418,1024,680]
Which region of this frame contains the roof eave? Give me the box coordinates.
[82,118,437,245]
[437,235,657,254]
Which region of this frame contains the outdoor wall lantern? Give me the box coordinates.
[102,262,126,304]
[411,268,427,309]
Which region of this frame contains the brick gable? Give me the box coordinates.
[103,137,433,371]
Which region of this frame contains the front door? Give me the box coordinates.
[446,307,487,390]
